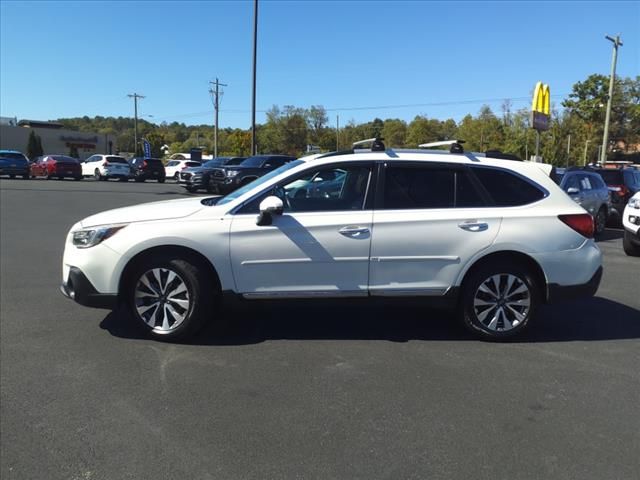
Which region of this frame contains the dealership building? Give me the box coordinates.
[0,119,115,160]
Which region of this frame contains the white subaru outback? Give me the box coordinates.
[61,141,603,341]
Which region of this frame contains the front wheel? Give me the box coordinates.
[623,230,640,256]
[158,178,165,183]
[460,261,539,341]
[126,256,215,340]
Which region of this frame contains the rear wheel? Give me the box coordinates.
[594,207,607,235]
[158,178,165,183]
[135,177,145,183]
[126,255,215,340]
[9,174,15,179]
[623,230,640,256]
[94,169,103,181]
[74,176,82,181]
[460,261,539,341]
[22,173,29,179]
[174,172,180,181]
[186,186,197,193]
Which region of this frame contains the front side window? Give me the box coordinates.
[382,165,485,209]
[471,166,545,206]
[237,164,372,213]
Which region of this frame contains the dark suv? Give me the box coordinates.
[128,157,166,183]
[181,157,247,193]
[593,168,640,222]
[208,154,297,194]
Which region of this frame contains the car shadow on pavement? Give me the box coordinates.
[99,296,640,345]
[596,228,624,242]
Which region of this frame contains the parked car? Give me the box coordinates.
[208,154,297,194]
[592,167,640,223]
[81,155,131,181]
[0,150,30,179]
[180,157,246,193]
[61,140,602,342]
[30,155,82,180]
[559,169,610,235]
[622,192,640,256]
[165,160,202,181]
[128,157,166,183]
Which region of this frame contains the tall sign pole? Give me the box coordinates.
[530,82,550,162]
[127,93,145,155]
[251,0,258,155]
[601,34,623,165]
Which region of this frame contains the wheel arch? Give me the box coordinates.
[118,245,222,300]
[458,250,549,302]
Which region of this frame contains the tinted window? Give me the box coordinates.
[226,157,246,166]
[166,161,178,167]
[51,155,79,163]
[563,174,580,190]
[0,152,27,161]
[589,174,606,189]
[598,170,623,185]
[472,167,545,206]
[106,156,128,164]
[185,162,201,167]
[240,156,267,168]
[382,166,485,209]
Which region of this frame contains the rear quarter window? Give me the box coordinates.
[471,167,545,206]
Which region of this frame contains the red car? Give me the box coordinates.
[30,155,82,180]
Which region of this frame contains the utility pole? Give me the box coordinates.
[601,34,623,165]
[209,78,227,158]
[566,134,571,167]
[336,115,339,151]
[127,93,145,155]
[251,0,258,155]
[583,139,591,166]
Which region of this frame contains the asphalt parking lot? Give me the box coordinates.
[1,178,639,480]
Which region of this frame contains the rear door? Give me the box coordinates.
[369,162,501,296]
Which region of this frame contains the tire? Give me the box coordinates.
[126,255,215,340]
[118,177,128,182]
[74,176,82,181]
[185,186,197,193]
[135,177,145,183]
[460,260,540,341]
[9,174,15,179]
[594,207,607,236]
[623,230,640,257]
[158,178,165,184]
[174,173,180,181]
[22,173,29,180]
[94,169,103,181]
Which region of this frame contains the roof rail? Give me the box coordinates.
[418,139,465,153]
[352,137,386,152]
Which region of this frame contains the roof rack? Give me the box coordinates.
[352,137,386,152]
[418,139,465,154]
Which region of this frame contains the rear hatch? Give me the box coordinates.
[141,158,165,177]
[106,156,130,174]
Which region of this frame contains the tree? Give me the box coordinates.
[25,130,43,159]
[69,145,79,158]
[381,119,407,148]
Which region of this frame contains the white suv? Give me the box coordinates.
[81,154,131,181]
[165,160,202,181]
[622,192,640,256]
[61,142,603,341]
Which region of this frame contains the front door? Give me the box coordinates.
[229,164,374,297]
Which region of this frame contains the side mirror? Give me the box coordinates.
[566,187,579,194]
[256,195,283,226]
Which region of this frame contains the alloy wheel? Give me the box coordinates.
[134,268,190,333]
[473,273,531,332]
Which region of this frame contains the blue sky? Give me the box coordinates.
[1,0,638,128]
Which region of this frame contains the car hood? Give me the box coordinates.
[80,197,207,228]
[184,166,220,174]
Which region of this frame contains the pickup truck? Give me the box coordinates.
[208,154,296,194]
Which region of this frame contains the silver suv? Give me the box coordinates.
[560,169,611,235]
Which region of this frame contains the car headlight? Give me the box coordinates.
[72,225,127,248]
[628,197,640,209]
[226,170,239,178]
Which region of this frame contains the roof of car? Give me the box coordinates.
[0,149,23,154]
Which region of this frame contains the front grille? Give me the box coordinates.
[181,172,192,180]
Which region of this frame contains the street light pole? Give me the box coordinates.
[127,93,145,155]
[600,34,623,165]
[251,0,258,155]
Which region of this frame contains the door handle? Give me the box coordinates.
[339,225,370,237]
[458,221,489,232]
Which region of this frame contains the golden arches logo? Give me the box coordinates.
[531,82,550,115]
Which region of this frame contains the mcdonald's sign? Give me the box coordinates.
[530,81,551,131]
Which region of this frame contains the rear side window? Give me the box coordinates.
[106,156,128,164]
[185,162,200,167]
[166,161,178,167]
[471,167,545,206]
[382,166,486,209]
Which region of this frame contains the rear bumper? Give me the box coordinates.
[60,266,118,309]
[0,166,29,175]
[547,266,602,303]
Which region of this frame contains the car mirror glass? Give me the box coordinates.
[566,187,579,194]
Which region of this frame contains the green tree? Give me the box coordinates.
[381,119,407,148]
[69,145,79,158]
[26,130,43,159]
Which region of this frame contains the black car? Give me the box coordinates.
[208,154,297,194]
[593,167,640,222]
[128,157,166,183]
[0,150,30,179]
[181,157,246,193]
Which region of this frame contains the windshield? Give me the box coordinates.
[216,160,304,206]
[598,170,623,184]
[202,159,225,168]
[238,156,267,168]
[52,155,79,163]
[106,156,128,164]
[226,157,246,166]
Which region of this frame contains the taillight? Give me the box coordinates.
[558,214,594,239]
[608,184,629,197]
[143,160,148,167]
[102,161,108,167]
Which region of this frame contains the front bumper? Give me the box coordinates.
[60,266,118,309]
[547,266,603,303]
[0,166,30,176]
